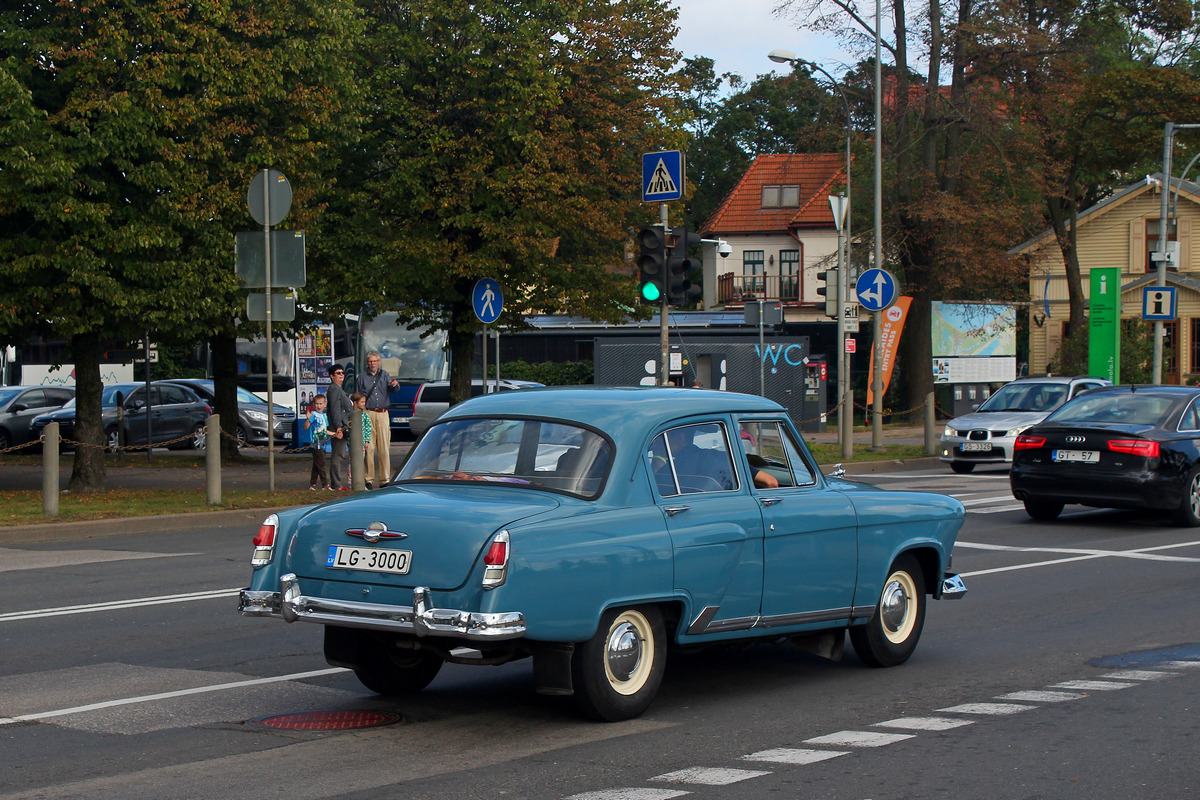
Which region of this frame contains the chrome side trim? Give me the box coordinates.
[238,574,526,640]
[685,604,871,635]
[941,573,967,600]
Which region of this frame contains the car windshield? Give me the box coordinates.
[1044,392,1180,427]
[0,387,22,407]
[397,417,612,499]
[977,382,1068,413]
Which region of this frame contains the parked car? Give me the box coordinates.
[239,386,967,721]
[1011,384,1200,524]
[938,374,1111,473]
[159,379,295,447]
[0,385,75,452]
[408,379,545,437]
[31,382,212,450]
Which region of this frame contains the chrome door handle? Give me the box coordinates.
[664,505,690,517]
[759,497,783,506]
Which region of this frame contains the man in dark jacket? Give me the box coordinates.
[325,364,355,490]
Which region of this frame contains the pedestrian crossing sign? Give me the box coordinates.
[642,150,684,202]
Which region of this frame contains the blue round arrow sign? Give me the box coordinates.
[473,278,503,324]
[856,268,898,312]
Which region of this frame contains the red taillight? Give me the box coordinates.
[1014,434,1046,451]
[252,514,279,566]
[1108,439,1160,458]
[483,540,508,566]
[482,530,510,589]
[205,404,214,415]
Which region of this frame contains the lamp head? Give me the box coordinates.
[767,48,797,64]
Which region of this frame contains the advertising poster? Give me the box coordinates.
[867,297,911,405]
[296,323,334,411]
[930,302,1018,384]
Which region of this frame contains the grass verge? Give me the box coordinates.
[0,488,330,526]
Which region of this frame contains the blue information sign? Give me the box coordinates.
[472,278,503,324]
[642,151,685,202]
[1142,286,1176,320]
[856,268,898,312]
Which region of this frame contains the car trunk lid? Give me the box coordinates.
[287,485,562,590]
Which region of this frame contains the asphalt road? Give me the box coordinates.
[2,464,1198,800]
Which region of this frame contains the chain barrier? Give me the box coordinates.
[0,438,45,455]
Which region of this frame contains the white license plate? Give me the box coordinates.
[327,545,412,575]
[1052,449,1099,463]
[961,442,992,452]
[281,431,292,440]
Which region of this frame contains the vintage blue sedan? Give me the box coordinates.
[240,387,966,721]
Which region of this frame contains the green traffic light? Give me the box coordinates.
[640,281,661,302]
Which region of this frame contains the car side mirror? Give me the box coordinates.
[971,403,980,410]
[10,403,27,413]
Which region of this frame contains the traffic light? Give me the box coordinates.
[637,225,667,304]
[816,268,839,318]
[666,226,704,306]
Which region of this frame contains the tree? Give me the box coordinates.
[0,0,360,486]
[312,0,687,406]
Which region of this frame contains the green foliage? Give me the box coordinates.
[1050,320,1156,382]
[487,359,593,386]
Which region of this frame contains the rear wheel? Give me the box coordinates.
[850,555,926,668]
[0,430,10,451]
[572,606,666,721]
[325,628,443,695]
[1023,498,1063,521]
[1171,466,1200,527]
[949,461,975,474]
[106,428,121,453]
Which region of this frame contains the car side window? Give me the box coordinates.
[651,422,738,496]
[19,389,48,408]
[159,385,190,405]
[1179,400,1200,432]
[738,420,815,488]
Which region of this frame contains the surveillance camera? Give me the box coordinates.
[717,240,732,257]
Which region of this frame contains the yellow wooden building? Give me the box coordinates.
[1014,174,1200,383]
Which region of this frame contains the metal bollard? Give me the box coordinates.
[43,422,59,516]
[924,392,937,455]
[841,389,853,461]
[206,414,221,505]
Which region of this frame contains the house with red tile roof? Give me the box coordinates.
[699,153,848,322]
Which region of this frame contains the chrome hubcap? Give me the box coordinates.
[880,579,910,634]
[1190,476,1200,517]
[605,621,642,682]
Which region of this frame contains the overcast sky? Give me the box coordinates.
[672,0,853,86]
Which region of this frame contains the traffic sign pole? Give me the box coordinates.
[660,203,670,386]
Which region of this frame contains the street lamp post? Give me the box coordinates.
[768,49,853,458]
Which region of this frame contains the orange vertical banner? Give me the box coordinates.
[867,296,912,406]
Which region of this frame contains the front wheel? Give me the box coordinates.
[1171,466,1200,527]
[850,555,926,668]
[572,606,666,722]
[1024,498,1063,521]
[949,461,975,474]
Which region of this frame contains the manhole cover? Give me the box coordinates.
[250,710,402,730]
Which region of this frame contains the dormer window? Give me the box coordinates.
[761,185,801,208]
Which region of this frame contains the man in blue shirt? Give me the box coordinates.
[355,350,398,488]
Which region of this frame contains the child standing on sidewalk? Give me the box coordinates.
[304,394,332,489]
[350,392,373,485]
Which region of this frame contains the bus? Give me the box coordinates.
[355,311,449,436]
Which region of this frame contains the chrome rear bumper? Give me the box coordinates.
[239,573,526,640]
[940,572,967,600]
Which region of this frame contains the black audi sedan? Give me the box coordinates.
[1010,384,1200,525]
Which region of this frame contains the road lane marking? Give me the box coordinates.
[954,538,1200,577]
[741,748,850,764]
[0,667,347,726]
[565,791,690,800]
[1101,669,1178,681]
[873,716,974,731]
[937,702,1035,715]
[0,588,241,622]
[997,690,1085,703]
[650,768,769,785]
[803,730,915,747]
[1050,680,1137,691]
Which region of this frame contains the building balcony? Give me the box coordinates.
[716,272,803,306]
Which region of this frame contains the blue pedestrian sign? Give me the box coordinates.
[642,151,685,202]
[1143,286,1176,320]
[856,268,898,312]
[473,278,503,324]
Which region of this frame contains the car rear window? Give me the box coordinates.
[420,385,451,404]
[398,417,611,499]
[1045,392,1180,426]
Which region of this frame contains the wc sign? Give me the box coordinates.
[1142,286,1176,321]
